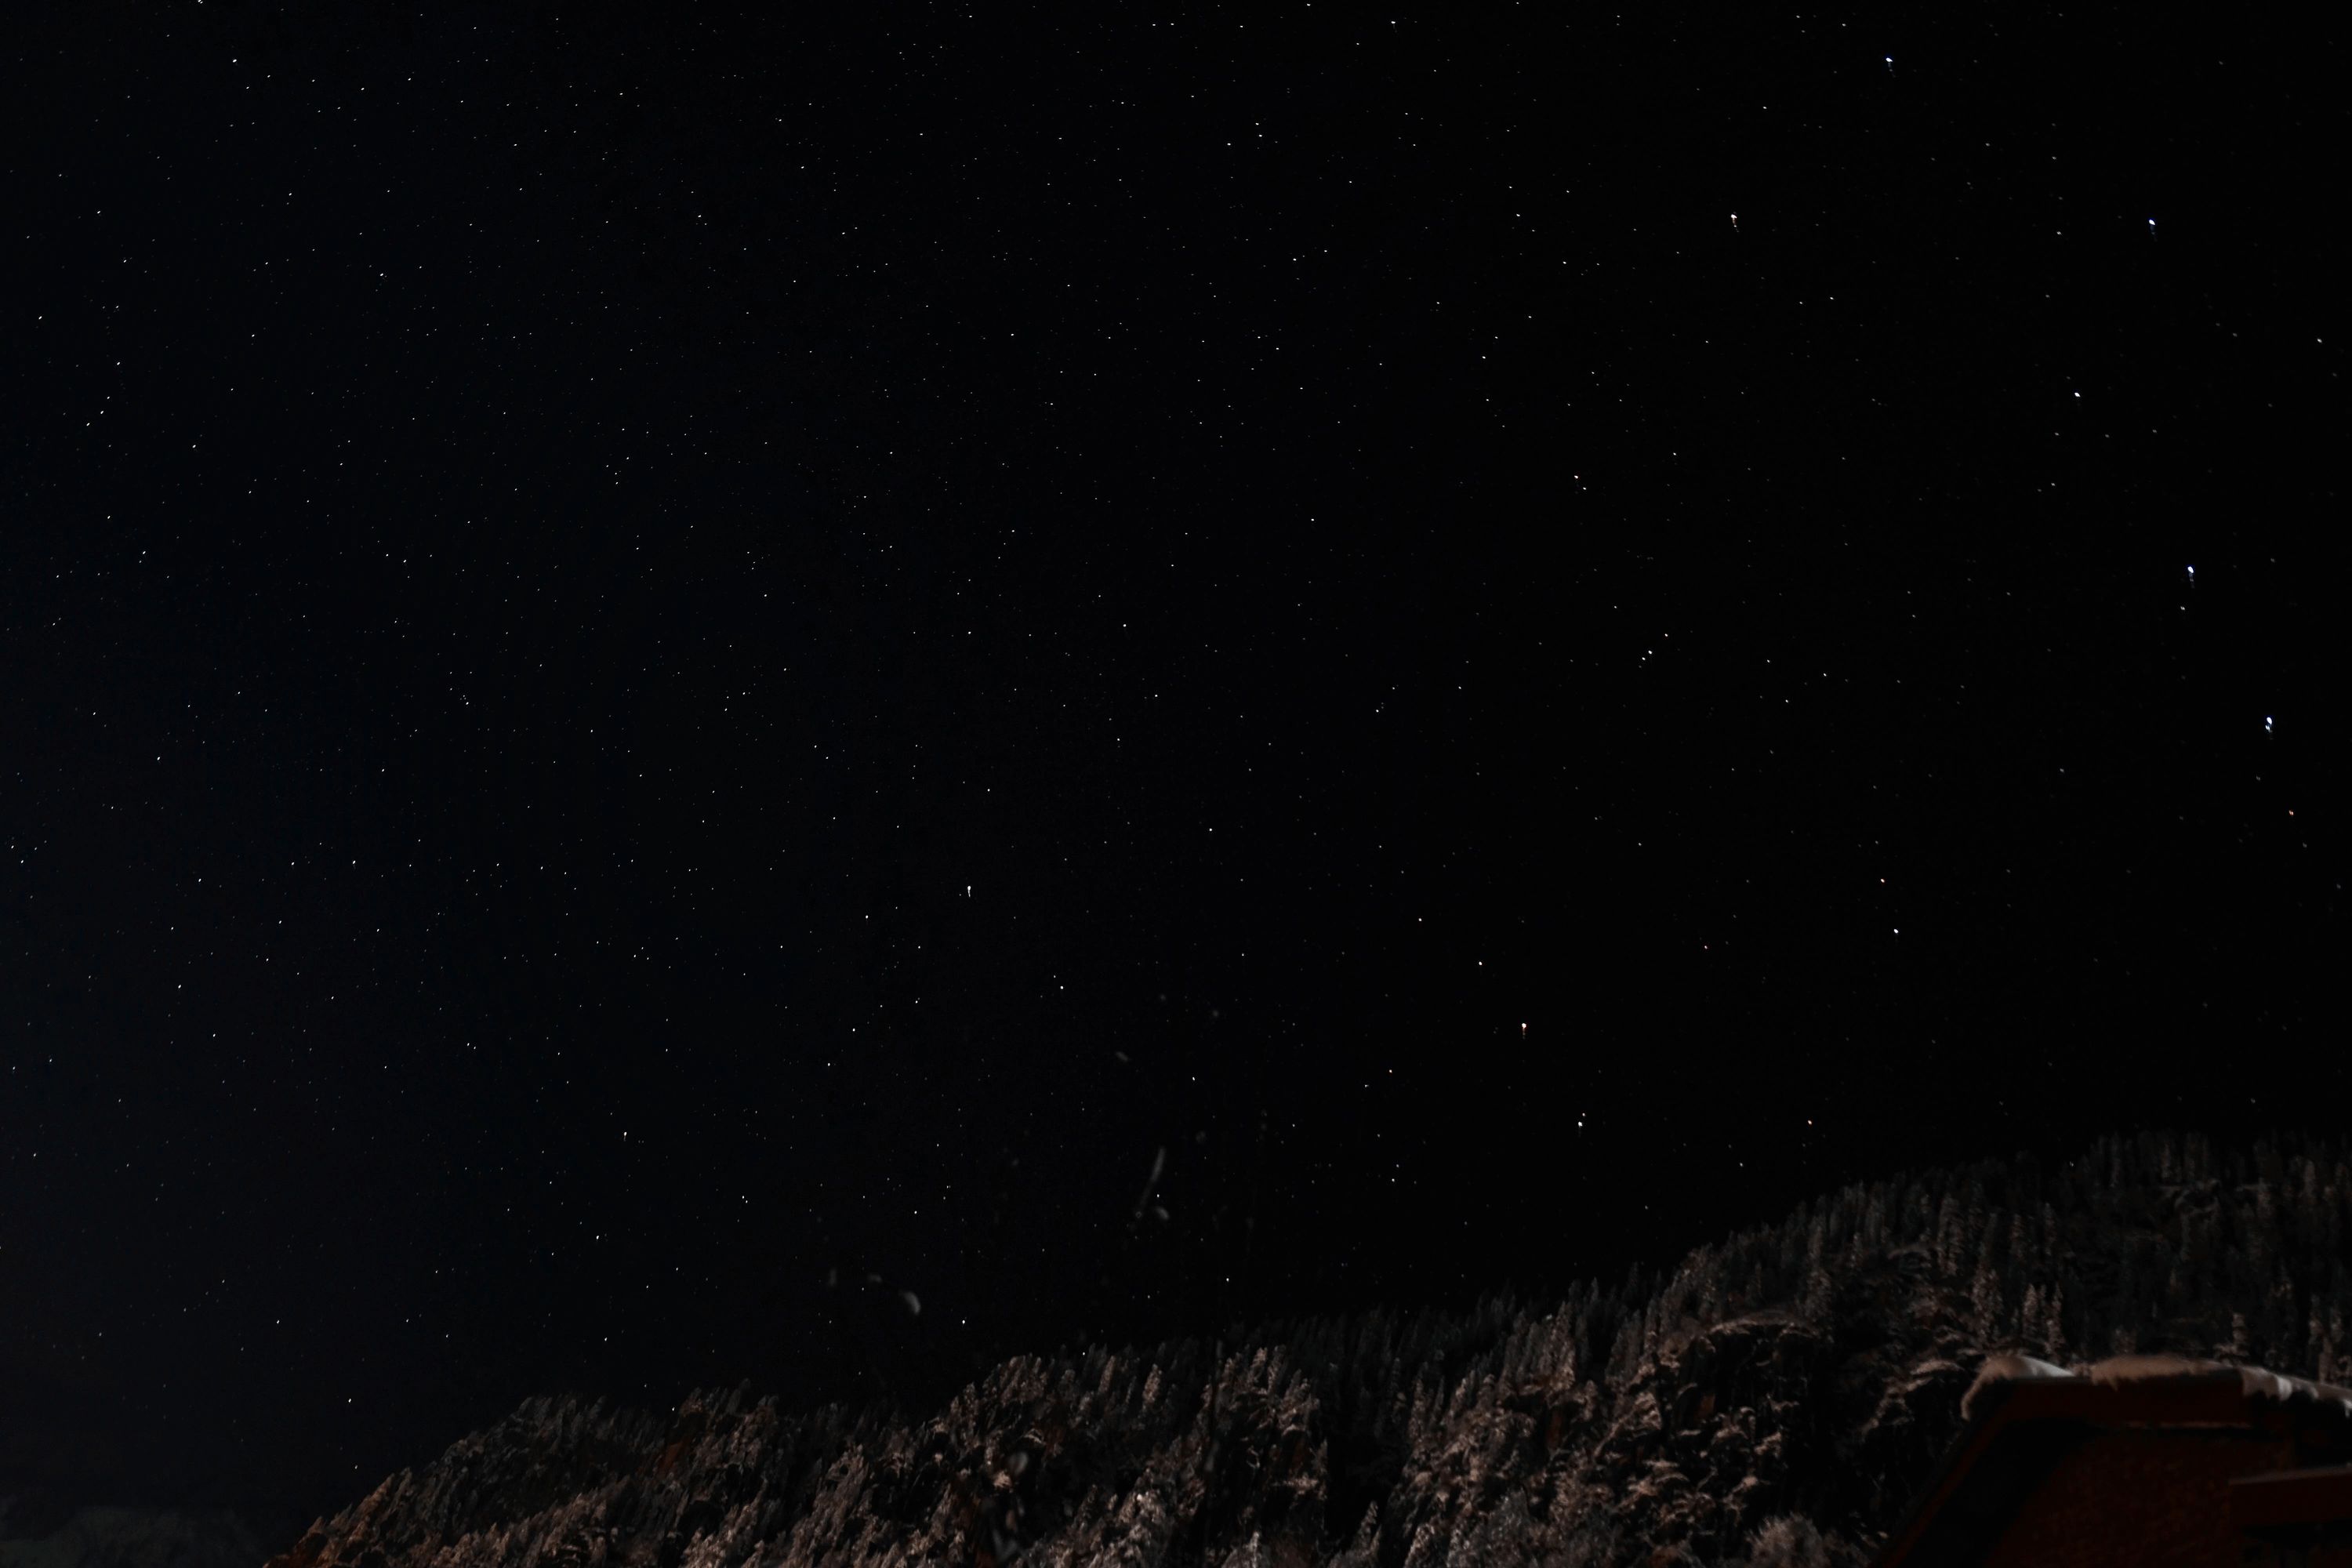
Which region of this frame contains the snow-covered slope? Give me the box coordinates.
[262,1131,2352,1568]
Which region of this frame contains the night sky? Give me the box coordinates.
[3,1,2340,1529]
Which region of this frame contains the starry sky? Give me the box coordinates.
[2,0,2340,1530]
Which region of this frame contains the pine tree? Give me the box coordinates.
[1697,1260,1724,1325]
[1962,1214,2002,1341]
[2263,1269,2301,1367]
[1970,1258,2004,1345]
[2044,1281,2069,1362]
[2111,1250,2138,1338]
[1802,1217,1832,1316]
[2008,1213,2034,1281]
[1745,1514,1835,1568]
[1933,1195,1962,1278]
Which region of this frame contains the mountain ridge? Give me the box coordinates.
[231,1129,2351,1566]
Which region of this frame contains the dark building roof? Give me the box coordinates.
[1872,1354,2352,1567]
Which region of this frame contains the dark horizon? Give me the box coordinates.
[6,1122,2328,1527]
[4,0,2339,1534]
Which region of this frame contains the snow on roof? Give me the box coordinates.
[2085,1353,2241,1388]
[1960,1356,2073,1421]
[1961,1352,2352,1424]
[2224,1363,2352,1413]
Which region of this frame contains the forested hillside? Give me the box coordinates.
[264,1130,2352,1567]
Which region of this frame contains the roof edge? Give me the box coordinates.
[1876,1354,2352,1568]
